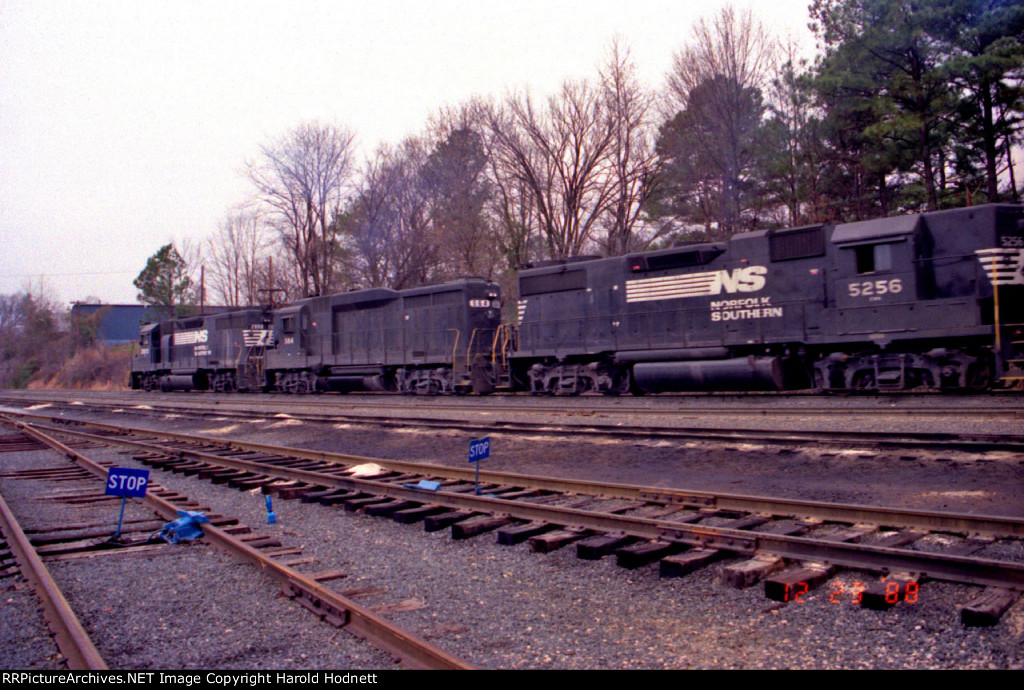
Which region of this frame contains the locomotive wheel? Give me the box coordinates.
[627,370,646,397]
[600,369,631,396]
[965,359,993,391]
[851,371,875,391]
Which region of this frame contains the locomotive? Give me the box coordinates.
[131,203,1024,394]
[131,278,502,394]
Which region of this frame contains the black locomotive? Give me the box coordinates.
[131,278,502,394]
[132,203,1024,394]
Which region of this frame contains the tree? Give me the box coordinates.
[810,0,959,211]
[247,122,357,297]
[657,6,777,235]
[486,80,616,259]
[657,74,767,236]
[133,244,193,315]
[757,43,831,225]
[428,99,542,284]
[421,126,496,279]
[339,139,439,289]
[0,291,68,388]
[205,209,272,306]
[939,0,1024,202]
[477,100,542,272]
[598,39,660,255]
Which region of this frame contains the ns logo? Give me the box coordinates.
[626,265,768,303]
[713,266,767,294]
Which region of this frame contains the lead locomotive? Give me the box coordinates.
[132,204,1024,394]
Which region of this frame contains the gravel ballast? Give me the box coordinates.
[1,399,1023,669]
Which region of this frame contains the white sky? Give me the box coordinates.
[0,0,816,306]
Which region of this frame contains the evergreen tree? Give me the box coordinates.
[810,0,958,212]
[133,244,193,316]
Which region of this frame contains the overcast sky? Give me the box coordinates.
[0,0,816,306]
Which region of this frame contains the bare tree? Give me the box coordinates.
[205,209,272,306]
[421,104,498,280]
[247,122,357,297]
[340,139,438,289]
[478,100,541,270]
[664,6,776,115]
[486,80,617,260]
[659,6,777,234]
[598,38,660,255]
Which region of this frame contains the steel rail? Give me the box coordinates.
[2,389,1024,432]
[2,393,1024,419]
[3,391,1023,419]
[319,414,1024,452]
[12,412,1024,539]
[4,397,1024,454]
[11,416,1024,590]
[0,491,107,669]
[3,416,472,671]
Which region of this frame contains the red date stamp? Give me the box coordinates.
[778,580,919,604]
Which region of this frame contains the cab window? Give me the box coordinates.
[854,243,892,274]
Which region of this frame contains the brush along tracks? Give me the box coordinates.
[9,412,1024,628]
[0,420,471,670]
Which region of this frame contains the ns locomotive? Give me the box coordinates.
[131,278,502,394]
[131,203,1024,395]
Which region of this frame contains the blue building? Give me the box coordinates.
[70,303,164,346]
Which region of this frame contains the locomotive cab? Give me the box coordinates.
[266,304,317,393]
[831,215,920,327]
[129,322,162,390]
[815,205,1024,390]
[274,305,312,356]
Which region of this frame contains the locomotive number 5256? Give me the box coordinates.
[847,278,903,298]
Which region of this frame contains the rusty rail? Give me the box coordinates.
[11,414,1024,591]
[15,413,1024,539]
[4,416,472,671]
[0,491,107,669]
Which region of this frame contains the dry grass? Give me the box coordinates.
[33,346,132,390]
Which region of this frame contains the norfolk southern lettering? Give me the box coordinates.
[710,296,783,322]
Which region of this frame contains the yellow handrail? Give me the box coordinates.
[448,329,460,369]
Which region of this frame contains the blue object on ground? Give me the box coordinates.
[265,494,277,524]
[402,480,441,492]
[156,511,210,544]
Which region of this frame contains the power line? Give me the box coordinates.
[2,271,135,278]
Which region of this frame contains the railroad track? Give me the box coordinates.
[2,395,1023,454]
[3,390,1022,420]
[0,489,107,669]
[0,416,471,670]
[7,410,1023,626]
